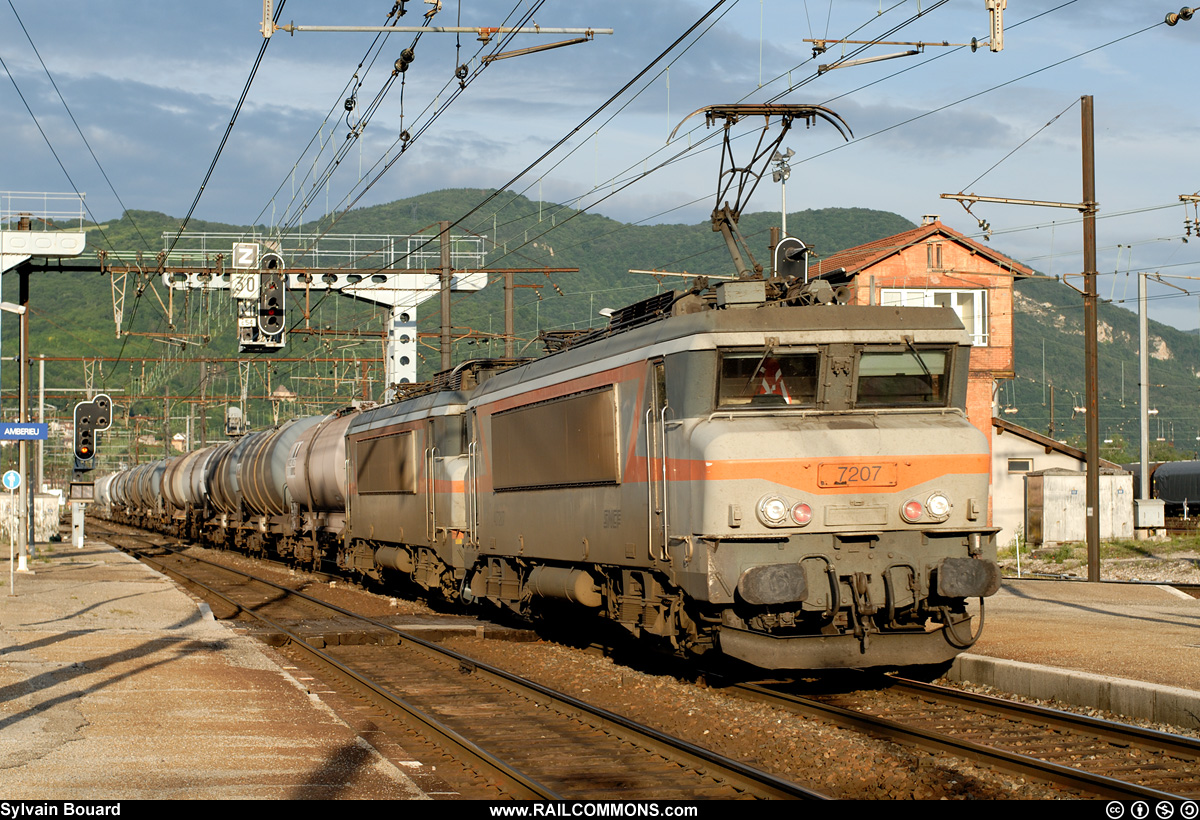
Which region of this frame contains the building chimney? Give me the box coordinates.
[921,214,939,226]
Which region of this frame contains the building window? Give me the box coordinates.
[880,287,989,347]
[1008,458,1033,474]
[926,242,944,270]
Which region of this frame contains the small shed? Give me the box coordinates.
[1024,467,1134,547]
[992,418,1126,548]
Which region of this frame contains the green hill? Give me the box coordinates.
[1006,274,1200,461]
[21,187,1196,482]
[1,191,913,482]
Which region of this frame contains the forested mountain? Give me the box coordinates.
[0,190,913,421]
[1008,275,1200,462]
[4,187,1196,478]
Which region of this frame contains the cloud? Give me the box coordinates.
[0,0,1196,339]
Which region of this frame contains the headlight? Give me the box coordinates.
[927,492,951,521]
[758,496,789,525]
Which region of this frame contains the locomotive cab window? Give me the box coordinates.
[718,349,819,408]
[854,348,951,407]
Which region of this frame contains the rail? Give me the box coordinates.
[100,524,829,800]
[725,677,1195,801]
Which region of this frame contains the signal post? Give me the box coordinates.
[70,394,112,548]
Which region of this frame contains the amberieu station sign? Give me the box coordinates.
[0,423,48,441]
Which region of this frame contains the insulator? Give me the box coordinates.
[344,96,355,112]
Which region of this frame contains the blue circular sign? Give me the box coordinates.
[2,470,20,491]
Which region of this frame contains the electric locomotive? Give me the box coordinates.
[95,278,1000,669]
[331,280,995,669]
[95,100,1000,670]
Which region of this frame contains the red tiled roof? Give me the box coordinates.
[811,221,1034,279]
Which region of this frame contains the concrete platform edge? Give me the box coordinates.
[947,653,1200,727]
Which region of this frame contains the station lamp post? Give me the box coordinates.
[771,148,794,237]
[0,301,30,571]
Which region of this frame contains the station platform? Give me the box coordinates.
[1,540,1196,800]
[949,578,1200,729]
[0,538,434,800]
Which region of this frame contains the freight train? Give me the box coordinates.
[1124,460,1200,514]
[95,276,1001,671]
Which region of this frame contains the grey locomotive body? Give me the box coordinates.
[97,287,1000,670]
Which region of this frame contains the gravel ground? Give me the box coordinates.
[945,679,1200,740]
[179,546,432,618]
[439,636,1071,800]
[1000,549,1200,584]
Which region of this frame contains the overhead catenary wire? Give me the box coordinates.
[267,0,550,243]
[283,0,553,251]
[163,0,288,263]
[455,0,922,252]
[270,4,440,236]
[444,0,1029,282]
[106,0,294,396]
[958,97,1081,193]
[252,11,404,229]
[0,51,109,240]
[3,0,151,252]
[153,2,1198,352]
[461,0,1087,279]
[369,0,1178,335]
[485,0,1103,280]
[248,0,968,282]
[58,3,1200,417]
[226,0,713,304]
[360,0,739,269]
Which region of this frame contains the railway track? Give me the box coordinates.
[724,672,1200,800]
[95,519,1198,799]
[95,523,828,801]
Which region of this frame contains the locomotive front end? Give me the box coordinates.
[669,306,999,670]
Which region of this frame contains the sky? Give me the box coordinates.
[2,0,1200,330]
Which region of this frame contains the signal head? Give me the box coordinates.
[258,269,286,336]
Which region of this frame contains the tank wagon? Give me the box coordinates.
[1123,460,1200,514]
[97,278,1001,671]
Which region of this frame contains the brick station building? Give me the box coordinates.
[810,216,1033,523]
[811,216,1032,439]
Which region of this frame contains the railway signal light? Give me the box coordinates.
[74,421,94,461]
[92,394,112,430]
[72,394,113,465]
[258,253,286,337]
[774,236,809,281]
